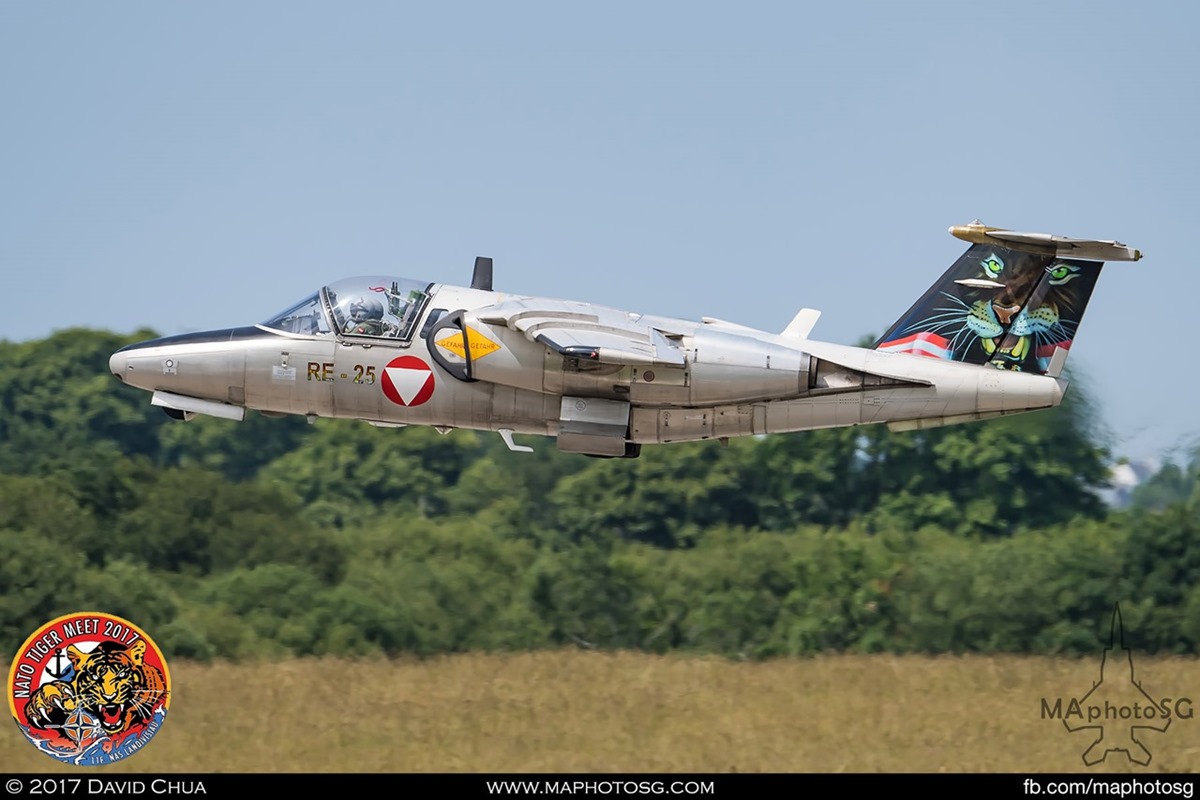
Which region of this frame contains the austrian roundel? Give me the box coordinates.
[381,356,435,407]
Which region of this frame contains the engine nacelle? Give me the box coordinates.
[449,315,815,409]
[685,328,811,405]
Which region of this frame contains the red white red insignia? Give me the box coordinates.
[381,355,435,407]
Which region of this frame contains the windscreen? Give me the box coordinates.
[261,293,332,336]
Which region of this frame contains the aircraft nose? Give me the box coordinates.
[109,350,128,381]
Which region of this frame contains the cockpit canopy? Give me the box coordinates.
[261,277,431,342]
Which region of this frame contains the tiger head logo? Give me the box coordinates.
[876,243,1103,374]
[8,612,171,766]
[954,252,1088,370]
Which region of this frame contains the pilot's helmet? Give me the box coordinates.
[348,296,384,322]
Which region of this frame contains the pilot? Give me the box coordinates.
[343,296,394,336]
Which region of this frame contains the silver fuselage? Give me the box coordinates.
[109,282,1066,456]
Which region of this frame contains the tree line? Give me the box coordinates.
[0,328,1196,661]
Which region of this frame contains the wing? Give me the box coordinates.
[474,298,687,367]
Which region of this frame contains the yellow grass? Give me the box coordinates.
[4,651,1198,773]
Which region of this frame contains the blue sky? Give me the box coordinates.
[2,2,1196,462]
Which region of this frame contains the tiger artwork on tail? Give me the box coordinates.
[874,242,1103,374]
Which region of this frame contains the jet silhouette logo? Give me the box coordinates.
[1040,603,1193,766]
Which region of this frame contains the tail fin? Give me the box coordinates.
[873,222,1141,374]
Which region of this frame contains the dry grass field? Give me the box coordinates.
[4,651,1198,773]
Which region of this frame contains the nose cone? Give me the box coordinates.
[109,350,128,381]
[105,326,263,401]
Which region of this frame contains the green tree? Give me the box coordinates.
[1129,445,1200,511]
[547,440,758,548]
[0,530,88,654]
[853,367,1112,535]
[259,422,485,527]
[1122,498,1200,653]
[0,329,166,474]
[157,412,313,480]
[113,468,342,579]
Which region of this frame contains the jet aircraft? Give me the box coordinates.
[108,222,1141,458]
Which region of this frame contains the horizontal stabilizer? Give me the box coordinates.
[950,221,1142,261]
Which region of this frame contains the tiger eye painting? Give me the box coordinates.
[875,243,1102,374]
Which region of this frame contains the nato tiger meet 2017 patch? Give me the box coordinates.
[7,611,171,766]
